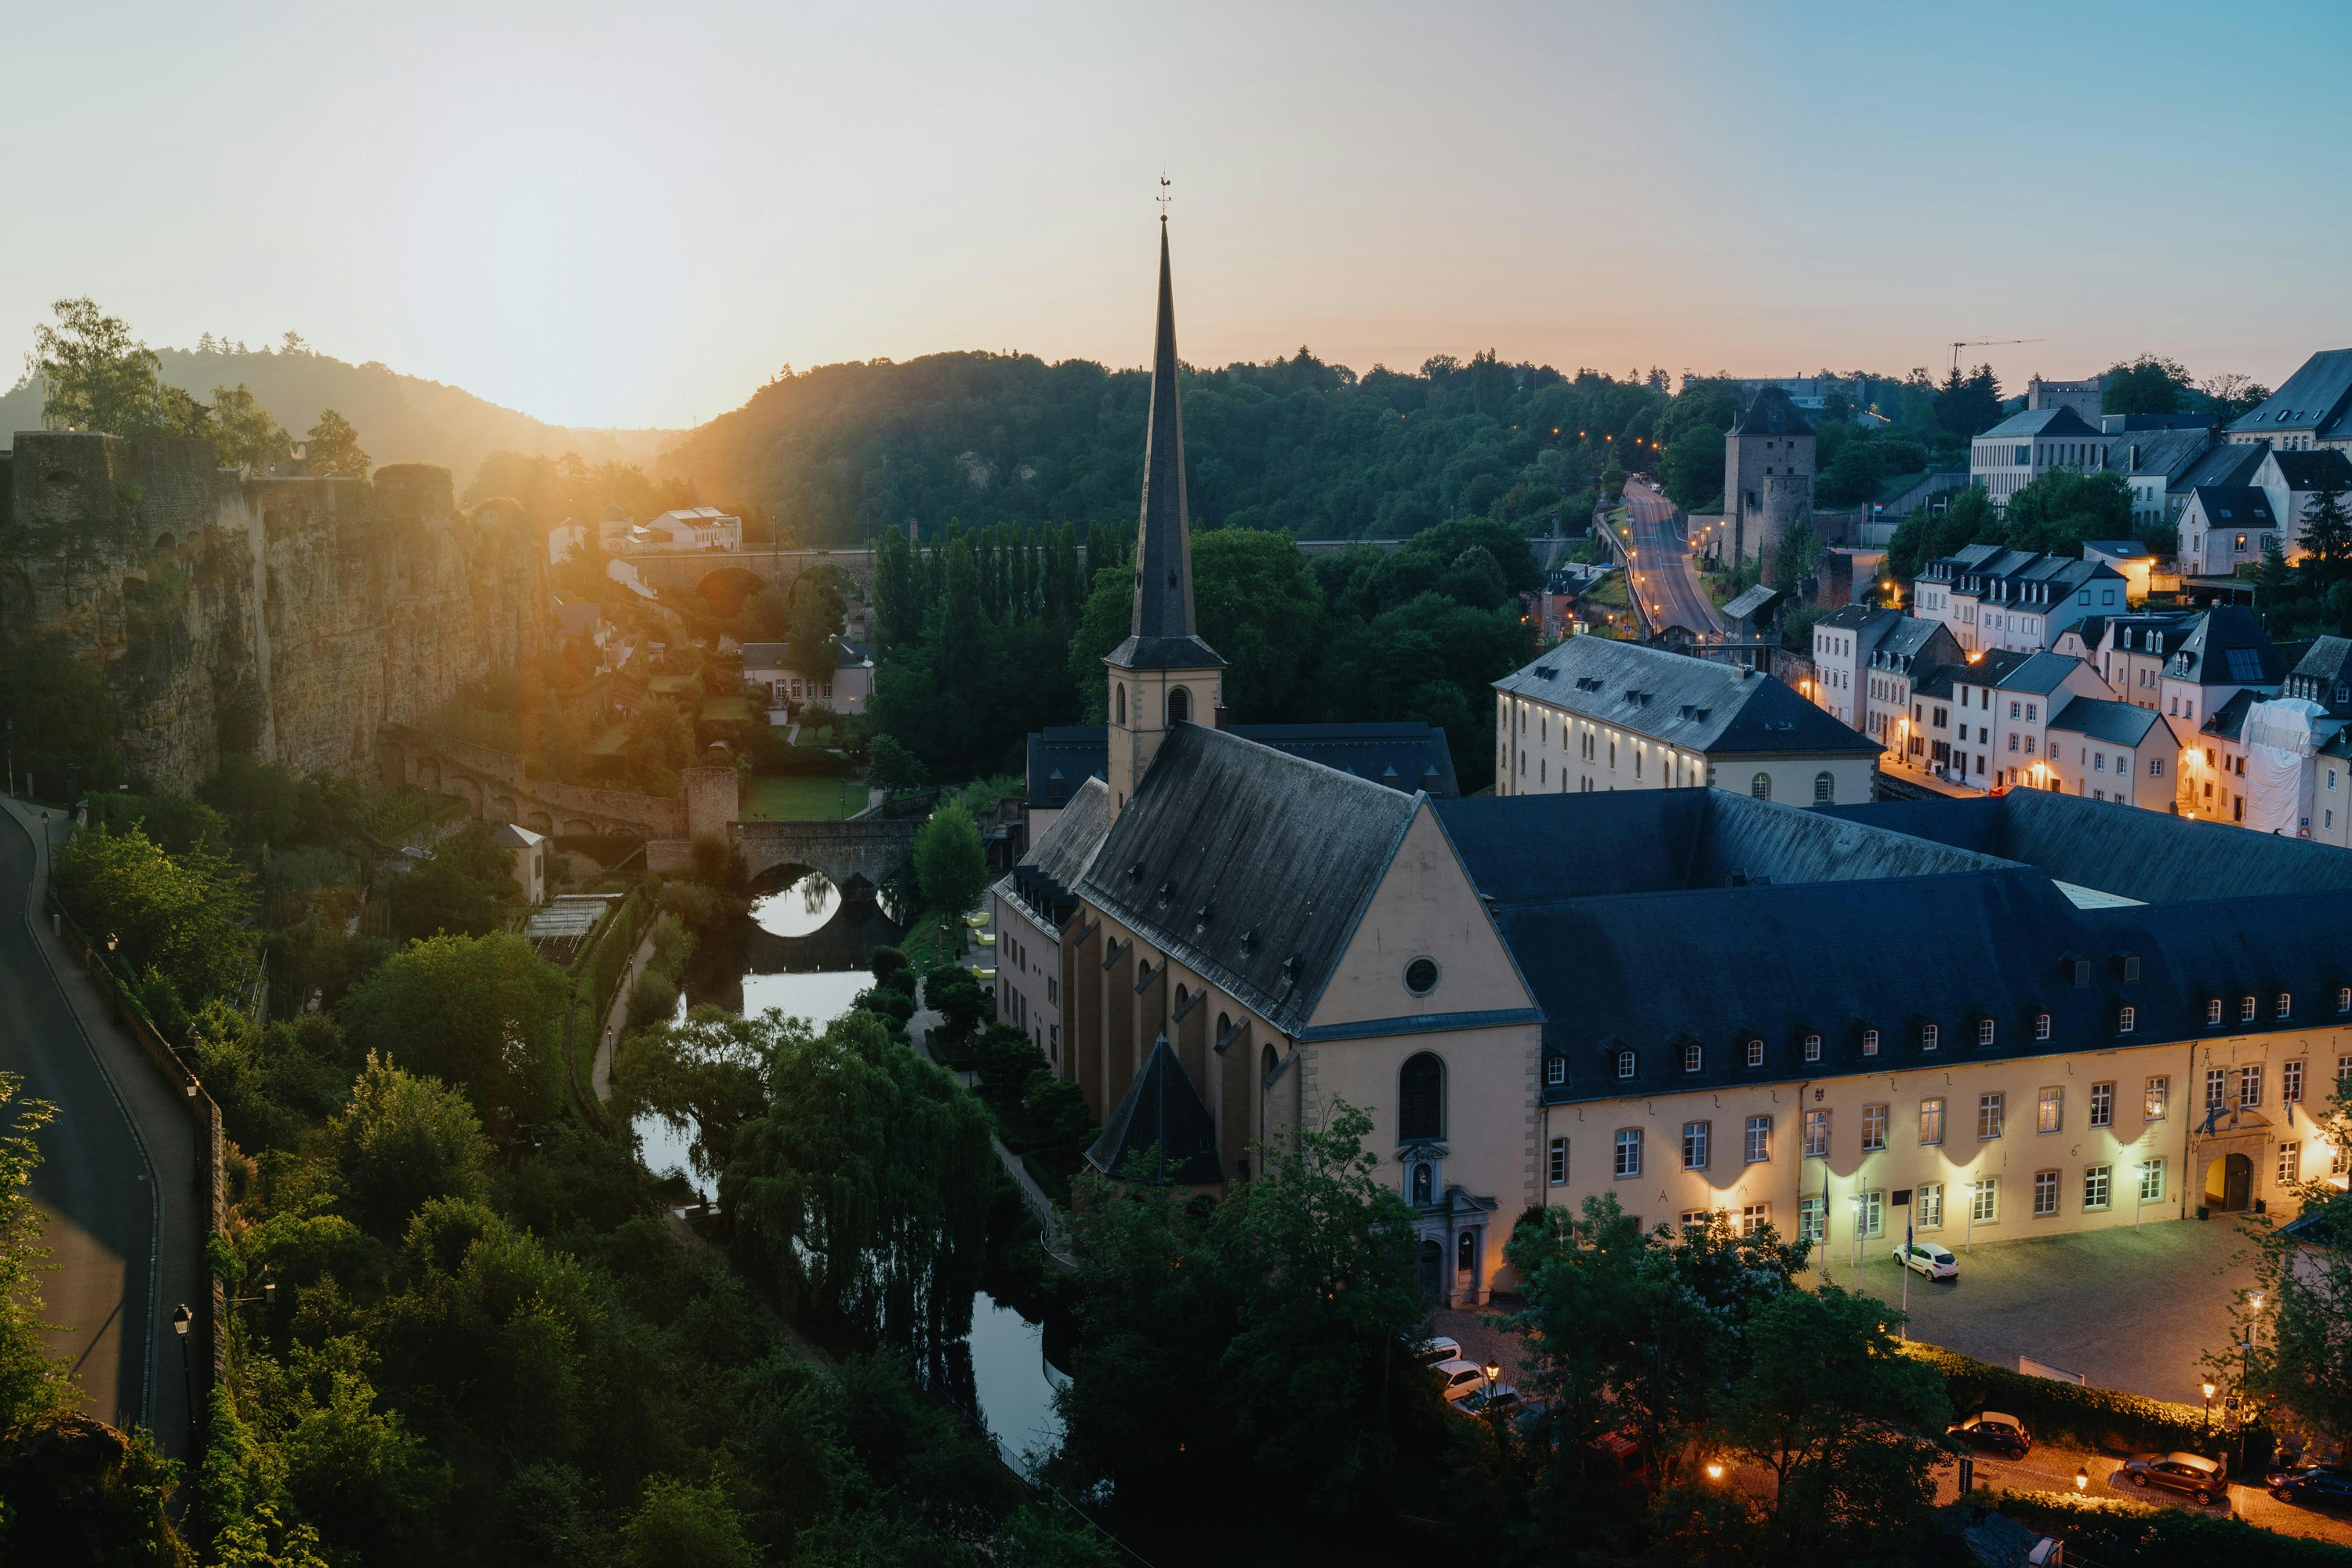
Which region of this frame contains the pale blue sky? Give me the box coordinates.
[6,2,2348,429]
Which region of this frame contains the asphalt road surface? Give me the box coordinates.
[1619,481,1723,638]
[0,801,198,1455]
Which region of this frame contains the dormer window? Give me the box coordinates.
[1682,1042,1703,1073]
[2241,995,2258,1022]
[1921,1023,1940,1051]
[1617,1050,1637,1080]
[1861,1028,1880,1057]
[1977,1018,1997,1047]
[1745,1038,1765,1068]
[2034,1012,2052,1041]
[1803,1033,1822,1062]
[2118,1004,2138,1034]
[2207,998,2224,1025]
[2277,992,2292,1020]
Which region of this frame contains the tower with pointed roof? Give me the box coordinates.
[1105,220,1225,817]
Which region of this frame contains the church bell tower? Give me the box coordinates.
[1105,217,1224,818]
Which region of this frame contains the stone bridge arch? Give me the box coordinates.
[731,818,920,894]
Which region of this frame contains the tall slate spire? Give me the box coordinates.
[1109,221,1223,670]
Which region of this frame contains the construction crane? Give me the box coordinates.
[1950,338,2044,378]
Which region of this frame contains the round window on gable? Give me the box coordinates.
[1404,956,1439,996]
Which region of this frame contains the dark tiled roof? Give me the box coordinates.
[1025,720,1459,807]
[1077,724,1420,1036]
[2201,688,2259,743]
[1131,224,1203,649]
[1722,584,1784,622]
[1105,633,1226,670]
[1871,618,1957,672]
[2109,430,2213,481]
[1819,788,2352,902]
[1980,406,2107,440]
[1085,1033,1222,1184]
[1728,386,1812,437]
[1495,637,1877,757]
[1995,652,2085,695]
[2048,695,2169,748]
[2171,605,2283,688]
[2188,485,2277,528]
[2266,448,2352,491]
[2286,637,2352,711]
[739,637,864,670]
[1022,777,1112,893]
[2228,349,2352,440]
[2176,442,2267,493]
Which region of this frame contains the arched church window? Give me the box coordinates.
[1399,1051,1444,1142]
[1116,684,1127,725]
[1814,771,1834,804]
[1751,772,1772,800]
[1167,686,1190,725]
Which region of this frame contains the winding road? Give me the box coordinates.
[0,800,198,1456]
[1620,479,1724,639]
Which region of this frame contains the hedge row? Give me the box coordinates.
[1994,1489,2352,1568]
[1904,1341,2220,1457]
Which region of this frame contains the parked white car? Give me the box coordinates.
[1893,1241,1958,1279]
[1416,1335,1463,1369]
[1432,1358,1501,1404]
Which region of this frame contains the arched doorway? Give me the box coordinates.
[2205,1152,2253,1212]
[1418,1240,1443,1300]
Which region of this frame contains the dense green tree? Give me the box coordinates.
[1933,364,2003,438]
[1886,486,1999,579]
[617,1477,756,1568]
[784,566,851,685]
[208,383,296,470]
[326,1054,495,1240]
[2301,471,2352,591]
[25,296,207,439]
[0,1075,64,1432]
[913,800,987,916]
[1190,528,1327,719]
[2002,466,2135,556]
[2102,354,2194,416]
[0,639,122,800]
[1661,422,1726,510]
[385,821,516,942]
[305,408,371,480]
[52,824,256,1014]
[342,933,568,1134]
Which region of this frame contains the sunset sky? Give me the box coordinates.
[8,2,2350,430]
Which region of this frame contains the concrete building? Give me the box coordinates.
[740,637,876,717]
[2110,428,2221,533]
[2177,486,2281,576]
[1860,618,1963,764]
[2024,376,2105,423]
[1914,545,2129,655]
[2226,349,2352,452]
[1981,652,2114,792]
[2253,448,2352,561]
[1810,604,1899,728]
[2042,699,2183,811]
[989,778,1109,1071]
[1494,635,1879,807]
[493,822,549,905]
[2081,541,2157,604]
[2088,613,2196,710]
[1970,407,2116,510]
[1723,387,1815,572]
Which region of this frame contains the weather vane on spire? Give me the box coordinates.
[1156,172,1171,223]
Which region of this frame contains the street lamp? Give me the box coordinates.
[1704,1461,1725,1482]
[171,1302,194,1449]
[1483,1360,1501,1407]
[2204,1379,2217,1446]
[2074,1464,2089,1491]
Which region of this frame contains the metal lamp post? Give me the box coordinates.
[170,1303,194,1450]
[2241,1291,2265,1478]
[2203,1380,2217,1448]
[1963,1180,1976,1255]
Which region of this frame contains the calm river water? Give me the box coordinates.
[630,871,1065,1470]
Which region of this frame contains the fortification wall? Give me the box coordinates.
[0,432,541,794]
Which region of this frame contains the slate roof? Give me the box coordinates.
[2228,349,2352,441]
[1722,584,1784,623]
[2099,613,2194,658]
[1869,617,1955,673]
[1121,223,1210,660]
[1025,720,1459,808]
[1728,386,1812,437]
[1439,786,2352,1102]
[1077,724,1421,1036]
[1979,406,2107,441]
[2187,485,2278,532]
[2109,427,2215,481]
[2048,695,2170,749]
[1994,652,2083,696]
[1495,637,1877,757]
[739,637,864,671]
[2169,605,2284,688]
[1005,776,1113,928]
[1819,788,2352,902]
[2285,637,2352,711]
[1918,546,2122,601]
[1085,1033,1222,1184]
[2201,688,2259,744]
[2176,441,2267,493]
[2266,448,2352,491]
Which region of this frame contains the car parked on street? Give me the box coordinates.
[1453,1384,1523,1420]
[2266,1465,2352,1515]
[1946,1411,2031,1458]
[1893,1241,1959,1279]
[1432,1358,1498,1404]
[1416,1335,1463,1370]
[2122,1451,2229,1505]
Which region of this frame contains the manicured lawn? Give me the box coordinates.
[742,772,862,821]
[701,695,754,722]
[585,722,630,757]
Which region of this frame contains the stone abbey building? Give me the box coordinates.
[991,225,2352,1308]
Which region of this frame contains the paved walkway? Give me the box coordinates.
[0,797,201,1454]
[1821,1216,2256,1403]
[1953,1440,2352,1548]
[590,924,659,1101]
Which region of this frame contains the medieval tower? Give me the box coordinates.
[1722,386,1816,578]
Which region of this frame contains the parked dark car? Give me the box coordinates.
[2121,1451,2229,1506]
[2266,1465,2352,1515]
[1946,1410,2031,1458]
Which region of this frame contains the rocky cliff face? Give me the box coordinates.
[0,432,540,794]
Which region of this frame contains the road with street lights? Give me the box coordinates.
[1619,479,1724,637]
[0,800,199,1457]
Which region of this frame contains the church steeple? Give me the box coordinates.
[1105,215,1223,818]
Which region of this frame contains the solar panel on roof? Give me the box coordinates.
[2226,647,2265,681]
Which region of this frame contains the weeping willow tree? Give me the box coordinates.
[621,1005,993,1354]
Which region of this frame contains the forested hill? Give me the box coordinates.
[0,345,678,481]
[657,348,1669,545]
